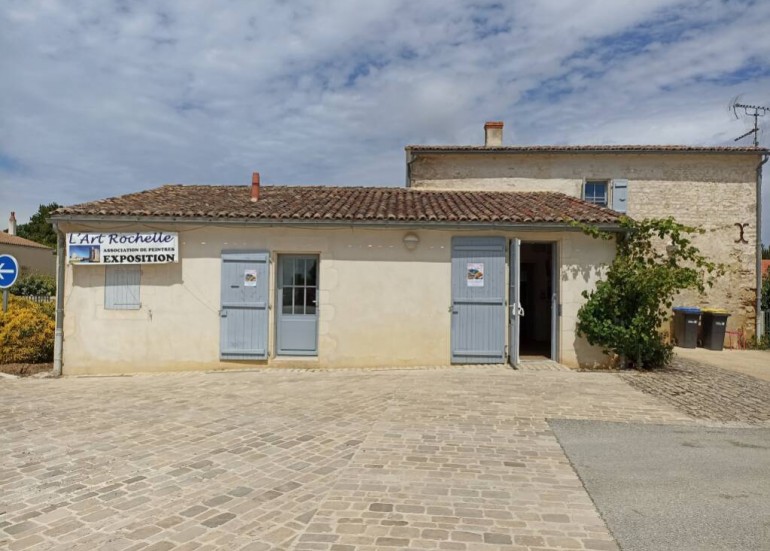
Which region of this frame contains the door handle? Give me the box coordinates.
[220,310,228,318]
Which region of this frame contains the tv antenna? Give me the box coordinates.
[730,97,769,146]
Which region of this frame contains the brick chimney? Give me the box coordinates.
[251,172,260,202]
[8,212,16,235]
[484,121,503,147]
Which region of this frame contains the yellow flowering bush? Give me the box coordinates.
[0,296,55,364]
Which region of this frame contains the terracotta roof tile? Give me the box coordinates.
[53,185,622,225]
[0,232,52,250]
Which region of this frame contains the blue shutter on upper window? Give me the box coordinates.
[611,179,628,213]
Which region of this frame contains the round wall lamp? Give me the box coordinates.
[403,232,420,251]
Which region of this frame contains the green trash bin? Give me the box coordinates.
[672,307,701,348]
[701,308,729,351]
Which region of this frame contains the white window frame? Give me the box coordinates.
[582,179,610,208]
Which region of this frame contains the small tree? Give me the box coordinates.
[16,203,62,248]
[576,217,723,369]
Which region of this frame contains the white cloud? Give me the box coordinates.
[1,0,769,243]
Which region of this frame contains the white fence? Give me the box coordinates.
[23,295,55,304]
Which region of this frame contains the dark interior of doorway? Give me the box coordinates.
[519,242,553,359]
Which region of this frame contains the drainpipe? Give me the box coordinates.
[757,153,768,339]
[53,224,65,377]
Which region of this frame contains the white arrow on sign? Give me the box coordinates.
[0,255,20,289]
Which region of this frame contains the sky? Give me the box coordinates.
[1,0,770,244]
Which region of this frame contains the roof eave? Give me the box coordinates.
[405,146,769,155]
[0,241,53,251]
[50,214,625,232]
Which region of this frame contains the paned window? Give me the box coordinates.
[280,256,318,315]
[583,180,609,207]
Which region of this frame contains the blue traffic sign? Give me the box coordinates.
[0,254,20,289]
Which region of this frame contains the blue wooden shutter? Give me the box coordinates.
[450,236,506,364]
[220,251,270,360]
[105,265,141,309]
[611,179,628,213]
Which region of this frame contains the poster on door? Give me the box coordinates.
[466,263,484,287]
[243,270,258,287]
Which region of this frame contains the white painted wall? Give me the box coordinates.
[58,222,614,374]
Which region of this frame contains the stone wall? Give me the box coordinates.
[410,151,761,339]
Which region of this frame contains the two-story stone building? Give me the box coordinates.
[50,123,766,375]
[408,122,766,345]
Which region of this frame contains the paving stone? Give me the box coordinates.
[483,532,512,544]
[126,524,163,540]
[375,536,410,546]
[514,534,546,547]
[179,505,208,518]
[200,512,236,528]
[8,534,46,551]
[144,542,176,551]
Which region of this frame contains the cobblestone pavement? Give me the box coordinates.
[2,366,693,550]
[620,356,770,425]
[515,361,570,372]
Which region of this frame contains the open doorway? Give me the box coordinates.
[519,242,555,360]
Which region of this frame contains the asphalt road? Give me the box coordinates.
[549,420,770,551]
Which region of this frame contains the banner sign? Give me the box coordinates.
[67,232,179,265]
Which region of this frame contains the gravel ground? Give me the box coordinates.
[0,363,52,377]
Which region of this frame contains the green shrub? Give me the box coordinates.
[746,333,770,350]
[10,273,56,297]
[0,296,55,364]
[576,217,722,369]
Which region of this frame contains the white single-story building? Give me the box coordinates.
[1,212,56,277]
[51,178,622,375]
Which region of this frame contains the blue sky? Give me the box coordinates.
[1,0,769,244]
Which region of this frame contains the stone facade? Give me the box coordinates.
[409,150,762,339]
